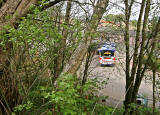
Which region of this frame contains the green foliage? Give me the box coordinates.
[0,4,88,115]
[143,42,160,71]
[104,14,125,23]
[110,104,160,115]
[127,103,160,115]
[148,17,159,31]
[14,101,33,112]
[13,74,111,115]
[130,20,137,27]
[130,20,137,30]
[103,13,125,30]
[102,14,125,34]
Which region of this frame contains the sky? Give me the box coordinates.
[59,0,159,20]
[76,0,159,20]
[73,0,139,20]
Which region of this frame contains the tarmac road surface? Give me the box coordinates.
[88,53,157,108]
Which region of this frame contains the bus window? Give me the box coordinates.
[101,50,114,57]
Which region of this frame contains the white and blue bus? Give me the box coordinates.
[97,43,116,66]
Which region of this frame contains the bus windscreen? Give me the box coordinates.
[101,50,114,56]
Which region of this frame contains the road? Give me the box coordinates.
[88,51,156,108]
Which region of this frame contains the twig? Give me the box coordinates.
[111,80,134,115]
[91,76,112,115]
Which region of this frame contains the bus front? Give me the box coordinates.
[99,49,116,66]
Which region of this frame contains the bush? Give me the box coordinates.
[13,74,112,115]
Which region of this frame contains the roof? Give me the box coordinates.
[98,44,116,52]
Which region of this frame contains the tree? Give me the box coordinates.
[0,0,63,114]
[63,0,109,75]
[104,14,115,22]
[147,28,160,114]
[123,0,160,113]
[0,1,39,114]
[53,0,72,83]
[104,13,125,24]
[0,0,110,114]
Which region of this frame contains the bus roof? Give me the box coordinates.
[98,46,115,52]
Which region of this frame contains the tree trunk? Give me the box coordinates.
[0,1,38,114]
[131,0,154,103]
[130,0,145,94]
[0,0,38,29]
[123,0,134,114]
[0,0,62,113]
[82,45,94,86]
[53,0,72,83]
[63,0,109,75]
[124,2,160,115]
[153,69,156,115]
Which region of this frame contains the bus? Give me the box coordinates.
[97,43,116,66]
